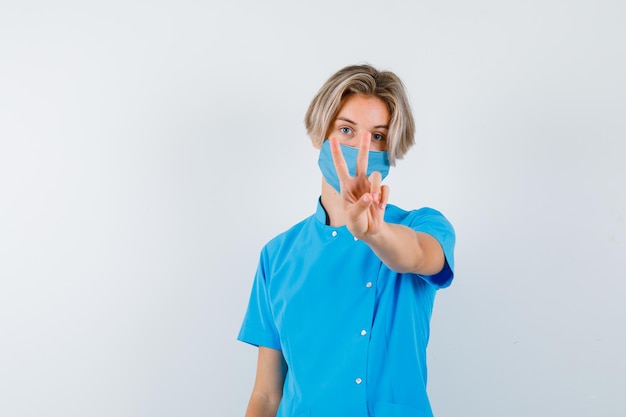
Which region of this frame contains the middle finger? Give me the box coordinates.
[355,132,371,177]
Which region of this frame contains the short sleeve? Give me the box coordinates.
[237,248,282,350]
[408,208,456,288]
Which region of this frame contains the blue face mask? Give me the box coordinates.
[317,139,390,194]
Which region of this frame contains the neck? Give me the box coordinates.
[320,178,346,227]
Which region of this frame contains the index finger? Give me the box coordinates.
[329,137,351,182]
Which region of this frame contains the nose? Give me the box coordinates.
[343,131,371,148]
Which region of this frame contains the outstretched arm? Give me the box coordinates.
[329,135,446,275]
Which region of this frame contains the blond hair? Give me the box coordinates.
[304,64,415,165]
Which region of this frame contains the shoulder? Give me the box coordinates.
[385,204,456,259]
[261,214,315,259]
[385,204,453,231]
[386,204,456,282]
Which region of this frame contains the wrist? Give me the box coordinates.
[356,221,388,244]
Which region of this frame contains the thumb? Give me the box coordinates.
[356,193,373,211]
[347,193,372,218]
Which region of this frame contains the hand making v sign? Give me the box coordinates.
[328,133,390,239]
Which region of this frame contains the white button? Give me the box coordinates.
[331,231,338,237]
[365,282,373,288]
[353,236,358,241]
[355,378,362,384]
[360,330,367,336]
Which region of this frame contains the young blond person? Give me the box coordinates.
[238,64,456,417]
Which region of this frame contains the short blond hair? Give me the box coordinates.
[304,64,415,165]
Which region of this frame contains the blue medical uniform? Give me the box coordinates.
[238,199,455,417]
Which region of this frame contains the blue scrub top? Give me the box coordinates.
[238,199,455,417]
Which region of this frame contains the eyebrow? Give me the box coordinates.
[336,117,389,130]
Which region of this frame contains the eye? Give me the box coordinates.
[372,133,386,142]
[339,127,353,135]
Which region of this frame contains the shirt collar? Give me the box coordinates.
[315,197,331,225]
